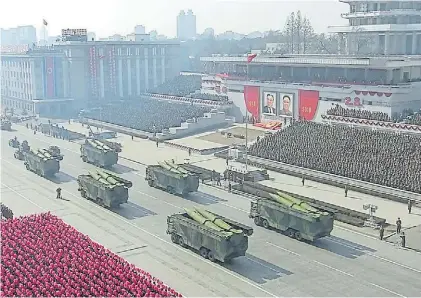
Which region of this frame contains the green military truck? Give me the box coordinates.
[77,169,132,208]
[80,139,118,168]
[23,149,60,177]
[146,160,199,196]
[250,191,334,242]
[167,207,253,262]
[1,119,12,131]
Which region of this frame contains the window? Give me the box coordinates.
[161,47,165,55]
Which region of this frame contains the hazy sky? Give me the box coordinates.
[0,0,348,38]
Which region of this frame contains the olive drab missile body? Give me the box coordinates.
[249,187,334,242]
[77,170,132,208]
[146,161,199,196]
[23,147,60,177]
[80,138,118,168]
[167,209,253,262]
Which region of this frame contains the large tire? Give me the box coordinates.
[295,231,303,241]
[208,251,216,262]
[254,217,261,226]
[80,190,87,199]
[287,229,295,238]
[166,186,174,194]
[148,180,154,187]
[199,247,208,259]
[178,237,186,248]
[262,219,269,229]
[171,234,178,244]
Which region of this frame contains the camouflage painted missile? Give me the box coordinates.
[94,139,111,151]
[39,149,52,159]
[195,208,242,234]
[101,169,133,188]
[165,160,190,175]
[89,171,111,185]
[96,170,122,185]
[277,191,321,214]
[269,193,310,214]
[185,208,232,236]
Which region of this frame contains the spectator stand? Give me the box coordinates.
[1,213,181,297]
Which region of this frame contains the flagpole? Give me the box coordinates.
[245,60,250,173]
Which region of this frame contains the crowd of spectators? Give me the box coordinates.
[80,98,211,133]
[187,93,229,102]
[326,104,390,122]
[1,213,181,297]
[326,105,421,126]
[249,121,421,193]
[149,75,202,97]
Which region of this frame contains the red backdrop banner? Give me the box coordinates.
[244,86,260,118]
[299,90,319,120]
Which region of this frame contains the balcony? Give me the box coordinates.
[342,9,421,18]
[328,24,421,33]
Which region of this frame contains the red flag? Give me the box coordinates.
[247,53,257,63]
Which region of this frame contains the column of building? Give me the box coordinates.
[144,48,149,91]
[127,49,132,97]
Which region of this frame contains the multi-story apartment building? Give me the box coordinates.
[177,10,197,40]
[329,0,421,55]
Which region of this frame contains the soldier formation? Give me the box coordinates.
[81,98,212,133]
[0,213,181,298]
[249,121,421,193]
[186,93,229,102]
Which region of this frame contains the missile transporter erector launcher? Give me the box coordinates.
[1,119,12,131]
[146,160,199,196]
[80,139,118,168]
[250,191,334,242]
[167,207,253,262]
[23,148,60,177]
[77,169,132,208]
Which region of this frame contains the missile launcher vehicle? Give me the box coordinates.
[14,140,30,160]
[249,190,334,242]
[146,160,199,196]
[23,148,60,177]
[167,207,253,262]
[9,138,20,148]
[46,146,63,160]
[80,139,118,168]
[1,119,12,131]
[77,169,132,208]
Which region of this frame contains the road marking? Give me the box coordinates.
[134,190,183,210]
[1,182,47,211]
[369,283,406,297]
[325,237,421,274]
[312,260,354,277]
[0,158,278,297]
[266,242,302,256]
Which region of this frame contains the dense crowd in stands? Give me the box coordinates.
[326,104,421,126]
[326,104,390,122]
[149,75,202,97]
[1,213,181,297]
[187,93,229,102]
[249,121,421,193]
[81,97,211,133]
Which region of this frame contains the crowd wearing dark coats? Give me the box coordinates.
[249,121,421,193]
[327,105,390,122]
[1,203,13,219]
[81,98,211,133]
[149,75,202,97]
[187,93,229,101]
[1,213,181,297]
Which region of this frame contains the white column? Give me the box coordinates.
[30,60,37,99]
[62,59,69,97]
[384,32,390,55]
[144,48,149,91]
[161,56,166,84]
[412,33,417,55]
[152,57,157,88]
[118,59,123,97]
[127,58,132,96]
[99,58,105,98]
[136,58,141,95]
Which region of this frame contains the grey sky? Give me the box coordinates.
[1,0,347,37]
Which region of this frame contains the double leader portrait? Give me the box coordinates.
[261,91,294,119]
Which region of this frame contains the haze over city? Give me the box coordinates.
[0,0,346,37]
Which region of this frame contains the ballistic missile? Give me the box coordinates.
[165,160,189,175]
[194,208,242,233]
[89,171,111,186]
[277,191,320,214]
[96,170,121,185]
[268,193,309,213]
[185,208,232,236]
[101,169,133,188]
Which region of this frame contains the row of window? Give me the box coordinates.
[351,2,421,13]
[96,47,166,57]
[349,16,421,26]
[2,90,32,101]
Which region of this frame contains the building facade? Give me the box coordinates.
[1,26,37,46]
[329,0,421,55]
[177,10,197,40]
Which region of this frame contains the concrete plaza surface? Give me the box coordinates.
[2,126,421,297]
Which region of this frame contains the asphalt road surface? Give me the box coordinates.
[2,127,421,297]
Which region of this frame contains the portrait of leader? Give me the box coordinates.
[263,93,276,114]
[279,95,293,116]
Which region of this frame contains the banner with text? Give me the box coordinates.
[299,90,319,121]
[243,86,260,119]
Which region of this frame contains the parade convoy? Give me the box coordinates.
[5,132,351,263]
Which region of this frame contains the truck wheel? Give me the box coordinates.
[199,247,208,259]
[294,231,303,241]
[82,156,87,162]
[25,164,30,170]
[262,219,269,229]
[148,180,154,187]
[178,237,186,247]
[207,251,216,262]
[166,186,174,194]
[254,217,261,226]
[80,190,87,198]
[171,234,178,243]
[286,229,295,238]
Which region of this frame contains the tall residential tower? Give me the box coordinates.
[329,0,421,55]
[177,10,197,41]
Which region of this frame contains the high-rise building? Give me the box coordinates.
[134,25,146,35]
[177,9,197,40]
[329,0,421,55]
[1,25,37,46]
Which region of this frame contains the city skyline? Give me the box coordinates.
[0,0,347,39]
